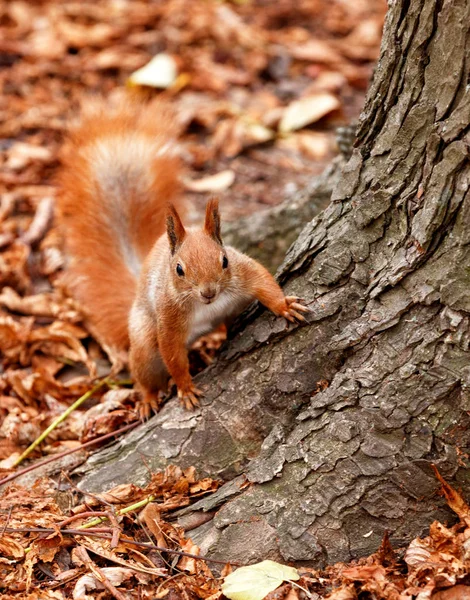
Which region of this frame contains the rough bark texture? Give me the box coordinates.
[78,0,470,568]
[222,160,339,272]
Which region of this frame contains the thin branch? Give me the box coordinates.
[0,422,139,487]
[3,526,241,566]
[78,495,156,529]
[0,505,13,537]
[13,378,109,467]
[57,511,116,529]
[75,545,127,600]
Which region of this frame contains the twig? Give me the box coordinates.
[0,505,13,537]
[48,570,82,590]
[133,509,183,573]
[57,511,116,529]
[156,572,185,595]
[13,378,109,468]
[0,422,139,487]
[78,495,156,529]
[75,545,127,600]
[290,579,315,598]
[106,511,121,549]
[3,527,241,566]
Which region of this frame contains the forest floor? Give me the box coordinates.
[2,1,469,599]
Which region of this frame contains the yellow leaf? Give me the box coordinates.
[222,560,300,600]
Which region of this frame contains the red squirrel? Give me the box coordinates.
[57,99,309,413]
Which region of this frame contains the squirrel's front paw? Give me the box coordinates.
[177,384,203,410]
[137,391,163,421]
[280,296,311,323]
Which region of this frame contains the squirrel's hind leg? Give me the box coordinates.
[129,309,170,419]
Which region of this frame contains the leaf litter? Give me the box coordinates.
[5,0,469,598]
[2,468,470,598]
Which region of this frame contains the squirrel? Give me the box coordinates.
[57,99,309,414]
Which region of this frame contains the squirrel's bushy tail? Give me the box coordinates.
[56,98,184,351]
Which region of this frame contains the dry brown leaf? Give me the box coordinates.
[308,71,347,93]
[288,39,342,64]
[277,132,331,160]
[0,287,79,320]
[0,536,25,559]
[29,531,63,563]
[284,587,300,600]
[279,93,341,133]
[177,538,200,573]
[326,585,357,599]
[0,242,30,292]
[342,564,386,582]
[5,143,53,172]
[212,118,275,158]
[139,502,168,548]
[336,18,384,61]
[56,20,116,47]
[432,465,470,526]
[20,196,54,246]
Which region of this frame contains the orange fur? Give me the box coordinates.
[129,202,310,411]
[56,99,184,350]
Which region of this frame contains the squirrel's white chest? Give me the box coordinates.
[188,291,246,344]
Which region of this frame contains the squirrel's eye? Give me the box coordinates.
[176,263,185,277]
[222,255,229,269]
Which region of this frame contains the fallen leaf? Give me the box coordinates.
[342,564,386,581]
[30,531,63,563]
[284,587,300,600]
[277,132,331,160]
[0,287,79,320]
[0,536,25,559]
[279,93,340,133]
[73,567,135,600]
[5,143,53,171]
[184,170,235,193]
[212,118,275,158]
[432,465,470,526]
[326,586,357,599]
[128,53,178,88]
[222,560,300,600]
[288,39,342,64]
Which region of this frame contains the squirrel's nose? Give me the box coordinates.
[201,290,216,300]
[200,285,216,300]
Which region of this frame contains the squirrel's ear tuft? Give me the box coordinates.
[166,204,186,254]
[204,197,223,245]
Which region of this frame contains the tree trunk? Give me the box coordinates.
[222,158,340,272]
[78,0,470,567]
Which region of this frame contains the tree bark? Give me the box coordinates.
[222,158,340,272]
[78,0,470,567]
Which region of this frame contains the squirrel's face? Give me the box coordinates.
[166,198,230,305]
[170,231,230,304]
